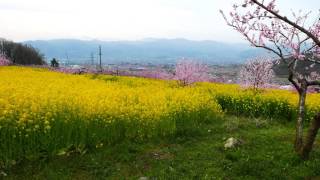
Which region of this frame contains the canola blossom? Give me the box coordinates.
[0,67,222,167]
[205,82,320,121]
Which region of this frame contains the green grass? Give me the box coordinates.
[4,116,320,179]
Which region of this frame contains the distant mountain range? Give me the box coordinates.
[23,38,267,65]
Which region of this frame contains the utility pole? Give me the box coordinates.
[99,45,102,70]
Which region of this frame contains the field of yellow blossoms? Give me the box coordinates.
[0,66,222,167]
[0,66,319,168]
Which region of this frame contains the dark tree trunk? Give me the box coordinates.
[294,86,307,152]
[300,113,320,159]
[288,71,320,159]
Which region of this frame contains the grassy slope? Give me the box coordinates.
[6,116,320,180]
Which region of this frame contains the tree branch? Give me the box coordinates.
[288,71,301,91]
[300,37,311,46]
[305,58,320,64]
[251,0,320,47]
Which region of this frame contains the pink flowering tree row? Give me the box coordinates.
[143,69,173,80]
[221,0,320,158]
[131,60,211,85]
[54,60,211,86]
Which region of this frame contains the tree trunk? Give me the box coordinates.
[300,113,320,159]
[294,87,307,152]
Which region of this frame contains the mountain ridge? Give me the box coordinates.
[23,38,266,65]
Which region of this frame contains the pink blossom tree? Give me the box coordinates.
[0,55,11,66]
[174,60,210,86]
[239,57,275,91]
[221,0,320,158]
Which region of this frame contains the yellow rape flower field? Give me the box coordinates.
[0,66,320,169]
[0,66,222,167]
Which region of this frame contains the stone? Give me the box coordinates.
[0,171,7,177]
[139,177,148,180]
[224,137,242,149]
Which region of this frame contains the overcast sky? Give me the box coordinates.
[0,0,319,42]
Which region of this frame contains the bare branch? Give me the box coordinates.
[299,37,311,46]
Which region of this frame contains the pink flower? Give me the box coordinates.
[0,55,11,66]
